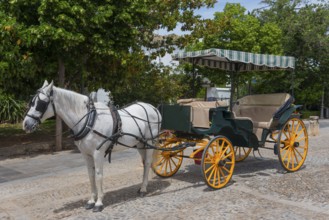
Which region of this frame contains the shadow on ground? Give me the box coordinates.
[53,180,171,213]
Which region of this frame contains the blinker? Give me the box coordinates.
[35,99,49,113]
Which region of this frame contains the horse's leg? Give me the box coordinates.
[92,152,105,212]
[137,142,154,197]
[82,154,97,210]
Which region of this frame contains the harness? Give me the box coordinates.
[71,100,97,141]
[93,103,122,163]
[94,102,162,163]
[27,88,162,164]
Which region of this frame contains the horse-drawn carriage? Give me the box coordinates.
[152,48,308,189]
[152,93,308,189]
[23,49,308,211]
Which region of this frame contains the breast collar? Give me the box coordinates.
[72,99,97,141]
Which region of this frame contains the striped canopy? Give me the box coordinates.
[172,48,295,72]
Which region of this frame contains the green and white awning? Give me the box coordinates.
[172,48,295,72]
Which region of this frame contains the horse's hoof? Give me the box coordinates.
[85,202,95,210]
[137,189,146,197]
[93,205,104,212]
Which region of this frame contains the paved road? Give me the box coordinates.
[0,120,329,219]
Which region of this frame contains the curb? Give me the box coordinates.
[0,140,75,157]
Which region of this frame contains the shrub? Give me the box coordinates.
[0,93,26,124]
[300,110,320,119]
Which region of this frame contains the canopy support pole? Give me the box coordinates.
[292,70,295,97]
[230,71,235,111]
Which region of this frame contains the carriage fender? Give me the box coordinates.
[217,126,249,147]
[278,105,302,125]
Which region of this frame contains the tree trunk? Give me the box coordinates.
[56,57,65,151]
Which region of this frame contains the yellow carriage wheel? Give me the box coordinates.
[201,136,235,189]
[234,146,252,162]
[152,132,183,177]
[278,117,308,172]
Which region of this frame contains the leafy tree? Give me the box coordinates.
[185,3,284,98]
[257,0,329,109]
[0,10,38,98]
[0,0,217,98]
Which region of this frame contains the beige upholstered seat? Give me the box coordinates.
[178,99,228,128]
[232,93,292,140]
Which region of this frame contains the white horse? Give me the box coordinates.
[23,80,162,212]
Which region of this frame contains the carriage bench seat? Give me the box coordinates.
[177,98,228,128]
[232,93,293,140]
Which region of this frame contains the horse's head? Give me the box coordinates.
[23,80,56,133]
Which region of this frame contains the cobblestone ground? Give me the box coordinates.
[0,121,329,220]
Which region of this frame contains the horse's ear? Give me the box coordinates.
[46,80,54,95]
[49,80,54,89]
[42,80,49,88]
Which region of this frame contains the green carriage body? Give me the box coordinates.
[159,93,301,150]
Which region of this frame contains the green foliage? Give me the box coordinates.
[257,0,329,108]
[0,0,217,104]
[105,58,186,106]
[0,93,26,124]
[185,3,285,99]
[0,10,38,99]
[300,110,320,119]
[192,3,283,54]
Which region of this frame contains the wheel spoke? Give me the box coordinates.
[217,168,221,186]
[210,143,216,155]
[289,122,294,133]
[282,148,290,162]
[292,148,299,166]
[295,137,306,142]
[205,164,216,174]
[207,165,216,182]
[287,149,292,167]
[164,159,169,175]
[222,152,233,160]
[168,158,173,173]
[294,122,301,134]
[170,157,178,168]
[158,158,166,171]
[283,130,290,139]
[295,129,305,140]
[280,144,290,152]
[219,145,229,159]
[294,147,304,159]
[222,165,230,174]
[218,166,225,178]
[154,156,165,166]
[213,166,218,184]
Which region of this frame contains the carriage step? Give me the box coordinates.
[186,142,196,147]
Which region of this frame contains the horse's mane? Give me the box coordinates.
[53,87,89,115]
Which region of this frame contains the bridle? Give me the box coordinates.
[26,89,56,124]
[26,86,97,141]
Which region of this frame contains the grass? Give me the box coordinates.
[0,119,56,136]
